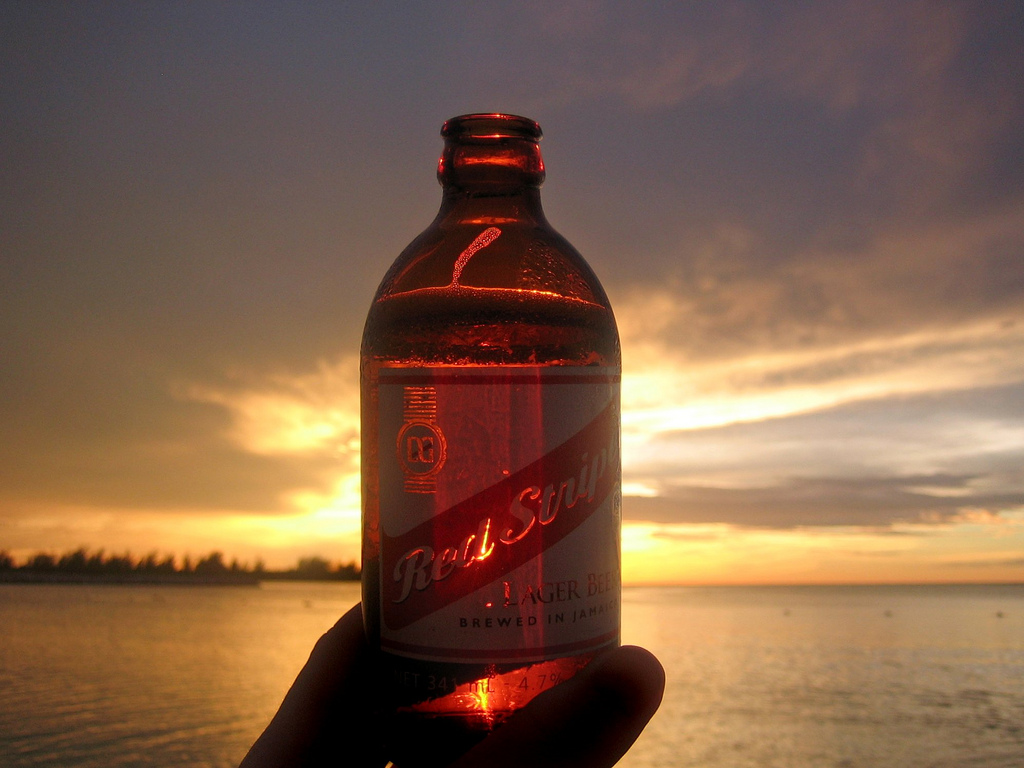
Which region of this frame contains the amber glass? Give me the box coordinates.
[361,114,620,767]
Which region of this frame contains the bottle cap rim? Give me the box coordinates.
[441,113,542,141]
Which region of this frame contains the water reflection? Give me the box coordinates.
[0,582,360,767]
[1,583,1022,767]
[619,585,1024,768]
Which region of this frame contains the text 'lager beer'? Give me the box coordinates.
[361,113,621,766]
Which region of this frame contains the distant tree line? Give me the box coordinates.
[0,547,359,583]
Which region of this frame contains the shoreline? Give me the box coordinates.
[0,571,261,586]
[0,573,1018,589]
[0,572,359,586]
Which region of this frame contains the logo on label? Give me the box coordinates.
[397,387,446,493]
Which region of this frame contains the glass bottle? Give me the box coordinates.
[361,113,621,767]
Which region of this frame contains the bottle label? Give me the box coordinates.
[377,366,621,664]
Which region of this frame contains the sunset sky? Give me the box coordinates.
[3,2,1023,584]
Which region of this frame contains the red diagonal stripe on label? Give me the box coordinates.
[382,401,618,630]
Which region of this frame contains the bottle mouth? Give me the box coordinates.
[441,113,542,141]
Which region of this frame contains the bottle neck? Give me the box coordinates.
[434,113,547,224]
[436,185,546,226]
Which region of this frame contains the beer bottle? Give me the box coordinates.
[361,113,621,766]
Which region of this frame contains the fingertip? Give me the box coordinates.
[588,645,666,718]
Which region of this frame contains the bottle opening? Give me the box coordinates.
[437,114,546,190]
[441,114,542,142]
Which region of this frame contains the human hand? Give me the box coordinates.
[240,603,665,768]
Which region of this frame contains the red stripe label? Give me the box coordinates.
[377,365,621,663]
[383,400,618,629]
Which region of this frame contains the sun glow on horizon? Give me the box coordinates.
[6,499,1021,585]
[621,516,1024,585]
[151,302,1024,584]
[8,307,1017,583]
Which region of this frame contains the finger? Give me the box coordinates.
[450,645,665,768]
[240,603,387,768]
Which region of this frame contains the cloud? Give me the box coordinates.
[639,378,1024,469]
[0,342,357,514]
[624,474,1024,529]
[544,2,1023,307]
[566,0,1022,179]
[181,357,360,458]
[620,381,1024,529]
[619,307,1024,452]
[612,200,1024,365]
[959,557,1024,569]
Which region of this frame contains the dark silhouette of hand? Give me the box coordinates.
[240,603,664,768]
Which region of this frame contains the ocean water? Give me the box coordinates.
[1,582,1022,767]
[623,585,1024,768]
